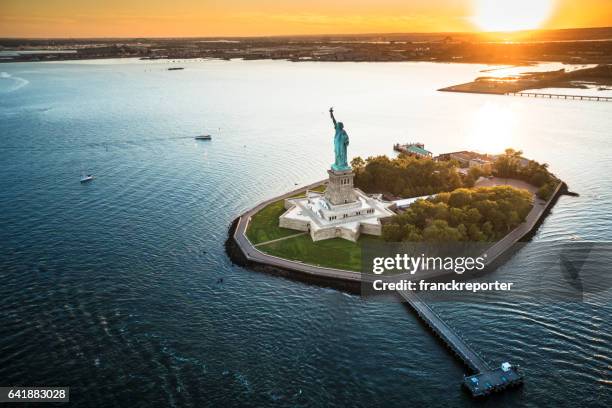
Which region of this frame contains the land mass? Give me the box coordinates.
[2,27,612,65]
[440,64,612,95]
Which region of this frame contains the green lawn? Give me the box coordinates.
[259,235,372,272]
[246,199,298,245]
[246,183,326,245]
[246,183,376,271]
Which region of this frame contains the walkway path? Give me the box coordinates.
[507,92,612,102]
[397,289,490,372]
[254,232,307,247]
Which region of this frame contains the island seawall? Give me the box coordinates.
[225,180,567,287]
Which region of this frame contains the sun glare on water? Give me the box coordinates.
[473,0,554,32]
[466,103,516,154]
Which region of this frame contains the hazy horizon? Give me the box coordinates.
[1,26,612,42]
[2,0,612,38]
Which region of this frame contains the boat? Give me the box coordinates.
[168,67,184,71]
[80,174,95,183]
[195,134,212,140]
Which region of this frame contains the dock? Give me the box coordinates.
[397,289,524,397]
[393,142,433,158]
[439,85,612,102]
[506,92,612,102]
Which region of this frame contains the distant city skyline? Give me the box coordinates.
[1,0,611,38]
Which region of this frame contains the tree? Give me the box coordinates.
[537,182,555,200]
[494,148,523,178]
[468,224,486,241]
[465,208,482,224]
[482,221,494,239]
[351,157,365,172]
[382,224,403,242]
[403,224,423,241]
[448,189,473,208]
[423,220,462,242]
[449,207,465,226]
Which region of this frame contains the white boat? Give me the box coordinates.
[80,174,95,183]
[195,134,212,140]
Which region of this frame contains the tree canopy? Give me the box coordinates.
[352,154,462,198]
[382,186,533,242]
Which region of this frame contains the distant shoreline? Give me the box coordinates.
[2,27,612,65]
[439,64,612,97]
[1,52,610,65]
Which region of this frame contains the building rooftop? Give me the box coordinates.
[283,191,393,228]
[279,190,396,241]
[392,195,432,209]
[405,144,432,156]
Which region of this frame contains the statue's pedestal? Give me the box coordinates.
[325,169,357,205]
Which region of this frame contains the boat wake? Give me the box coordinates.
[0,72,30,92]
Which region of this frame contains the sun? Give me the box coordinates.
[472,0,554,32]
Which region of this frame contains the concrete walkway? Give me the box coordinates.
[254,232,307,247]
[398,289,490,372]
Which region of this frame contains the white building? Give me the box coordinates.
[279,169,395,242]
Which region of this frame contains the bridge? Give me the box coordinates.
[506,92,612,102]
[397,289,523,397]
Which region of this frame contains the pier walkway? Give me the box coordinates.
[397,289,523,397]
[397,289,489,372]
[507,92,612,102]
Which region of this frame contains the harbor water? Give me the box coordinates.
[1,59,610,407]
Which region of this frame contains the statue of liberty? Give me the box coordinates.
[329,107,350,171]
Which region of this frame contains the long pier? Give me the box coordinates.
[397,289,523,397]
[397,290,489,372]
[506,92,612,102]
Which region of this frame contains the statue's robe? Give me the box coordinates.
[333,124,349,170]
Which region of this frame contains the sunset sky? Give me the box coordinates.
[1,0,611,38]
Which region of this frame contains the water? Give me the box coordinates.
[1,59,610,407]
[0,50,77,57]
